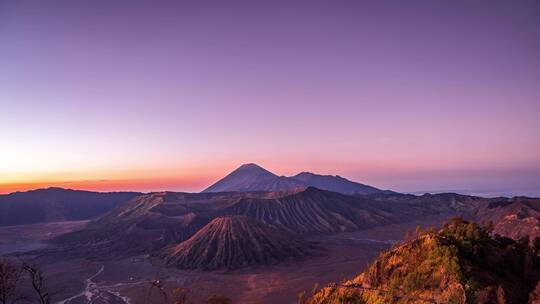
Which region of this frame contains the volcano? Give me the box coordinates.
[161,216,314,270]
[202,163,382,195]
[202,163,306,193]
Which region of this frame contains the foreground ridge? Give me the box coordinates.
[309,218,540,304]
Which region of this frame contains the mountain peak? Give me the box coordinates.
[202,164,279,193]
[296,171,315,177]
[237,163,264,170]
[234,163,275,174]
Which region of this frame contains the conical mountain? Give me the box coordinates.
[161,216,314,270]
[202,163,384,194]
[202,163,305,193]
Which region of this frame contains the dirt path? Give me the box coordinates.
[56,265,132,304]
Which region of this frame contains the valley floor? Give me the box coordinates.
[0,216,449,304]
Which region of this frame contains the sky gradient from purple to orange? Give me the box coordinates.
[1,0,539,196]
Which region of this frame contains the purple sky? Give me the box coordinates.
[1,0,539,195]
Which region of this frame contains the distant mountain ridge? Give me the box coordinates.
[202,163,382,195]
[0,187,140,226]
[292,171,381,194]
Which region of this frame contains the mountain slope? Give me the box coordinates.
[0,187,140,226]
[222,188,480,234]
[222,187,396,233]
[471,196,540,242]
[309,218,540,304]
[292,172,381,194]
[160,216,314,270]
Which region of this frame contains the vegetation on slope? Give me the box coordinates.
[309,218,540,304]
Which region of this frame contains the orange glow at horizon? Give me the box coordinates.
[0,176,215,194]
[0,165,229,194]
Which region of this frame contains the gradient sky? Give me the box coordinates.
[1,0,539,195]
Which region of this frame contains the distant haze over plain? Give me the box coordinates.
[1,0,539,194]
